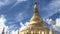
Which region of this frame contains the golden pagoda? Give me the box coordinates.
[19,0,55,34]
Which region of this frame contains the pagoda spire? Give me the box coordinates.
[1,27,5,34]
[30,0,43,24]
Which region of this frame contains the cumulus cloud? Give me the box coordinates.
[43,18,56,25]
[42,0,60,32]
[44,18,60,32]
[24,22,29,26]
[56,18,60,26]
[11,30,18,34]
[0,15,8,34]
[19,22,26,31]
[10,22,29,34]
[6,12,28,32]
[19,22,29,31]
[52,18,60,32]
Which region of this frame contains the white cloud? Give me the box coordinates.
[11,30,18,34]
[10,22,29,34]
[53,25,60,32]
[16,12,28,22]
[0,0,10,7]
[25,22,29,26]
[44,18,60,32]
[43,0,60,18]
[8,0,27,11]
[42,0,60,32]
[43,18,56,25]
[52,18,60,32]
[56,18,60,26]
[6,12,28,32]
[19,22,26,31]
[0,15,8,34]
[0,0,27,7]
[19,22,29,31]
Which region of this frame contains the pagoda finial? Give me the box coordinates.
[30,0,43,24]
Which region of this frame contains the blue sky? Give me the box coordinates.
[0,0,60,34]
